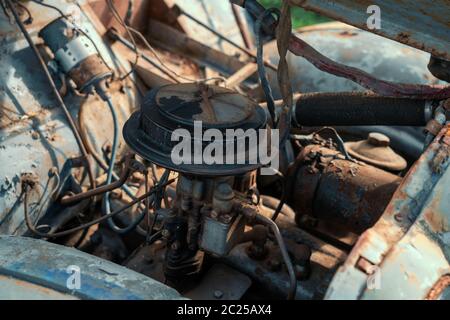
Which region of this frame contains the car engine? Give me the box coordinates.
[0,0,449,301]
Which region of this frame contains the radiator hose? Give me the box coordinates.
[293,92,433,127]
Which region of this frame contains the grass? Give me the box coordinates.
[259,0,331,29]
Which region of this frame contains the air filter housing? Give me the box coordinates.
[123,83,268,176]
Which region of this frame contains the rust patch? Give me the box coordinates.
[424,210,446,233]
[338,31,358,38]
[426,274,450,300]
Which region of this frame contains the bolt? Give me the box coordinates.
[213,290,223,299]
[214,183,234,201]
[210,210,219,219]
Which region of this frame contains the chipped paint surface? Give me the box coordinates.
[289,0,450,61]
[0,236,182,299]
[0,1,136,235]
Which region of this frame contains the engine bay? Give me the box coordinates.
[0,0,449,301]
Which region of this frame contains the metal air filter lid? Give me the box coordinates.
[345,132,407,171]
[123,83,268,176]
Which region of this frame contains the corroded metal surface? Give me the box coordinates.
[224,209,348,299]
[0,0,137,235]
[0,235,181,299]
[289,0,450,61]
[326,124,450,299]
[291,145,401,234]
[265,23,444,98]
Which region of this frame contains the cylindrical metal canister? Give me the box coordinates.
[290,145,401,234]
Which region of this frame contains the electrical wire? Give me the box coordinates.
[6,0,96,192]
[105,0,227,84]
[174,5,277,71]
[23,178,175,239]
[313,127,354,161]
[127,26,227,84]
[78,99,142,206]
[14,1,33,24]
[100,96,145,234]
[270,177,286,221]
[254,213,297,300]
[147,169,170,239]
[106,0,139,80]
[255,8,280,125]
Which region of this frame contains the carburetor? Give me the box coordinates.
[123,83,272,286]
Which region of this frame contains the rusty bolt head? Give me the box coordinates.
[221,214,232,224]
[247,243,267,260]
[368,132,390,147]
[394,213,403,222]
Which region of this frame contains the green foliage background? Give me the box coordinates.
[259,0,331,29]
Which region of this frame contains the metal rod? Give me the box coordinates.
[107,28,180,83]
[255,213,297,300]
[173,5,278,71]
[60,155,135,205]
[24,179,175,238]
[231,3,254,50]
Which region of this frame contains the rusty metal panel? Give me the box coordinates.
[289,0,450,61]
[166,0,246,56]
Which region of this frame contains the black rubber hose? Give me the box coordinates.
[293,92,431,126]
